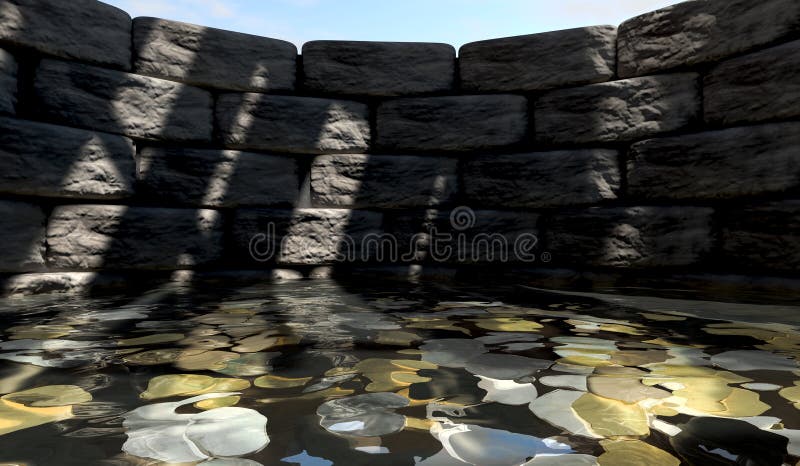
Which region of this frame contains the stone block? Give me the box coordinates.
[0,48,16,114]
[546,206,714,268]
[0,200,46,272]
[232,208,383,265]
[534,73,699,145]
[0,117,135,199]
[704,39,800,126]
[628,122,800,200]
[34,59,213,142]
[721,201,800,271]
[46,205,224,270]
[387,209,541,263]
[463,149,620,208]
[376,95,527,152]
[216,93,370,154]
[459,26,616,92]
[310,154,458,208]
[0,0,131,69]
[617,0,800,77]
[302,41,455,96]
[137,147,299,207]
[133,17,296,92]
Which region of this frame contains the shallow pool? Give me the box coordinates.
[0,280,798,465]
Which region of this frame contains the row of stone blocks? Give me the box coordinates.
[2,115,800,208]
[3,200,799,273]
[2,0,800,93]
[1,48,800,151]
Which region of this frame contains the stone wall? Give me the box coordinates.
[1,0,799,295]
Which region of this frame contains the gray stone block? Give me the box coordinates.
[0,49,16,114]
[232,208,383,265]
[137,147,299,208]
[704,40,800,126]
[387,209,541,263]
[217,93,370,154]
[0,0,131,69]
[0,200,46,272]
[617,0,800,77]
[34,59,213,142]
[0,117,135,199]
[546,206,713,268]
[459,26,617,92]
[302,41,455,96]
[463,149,620,208]
[376,95,527,152]
[46,205,223,270]
[628,122,800,200]
[310,154,458,208]
[133,17,297,92]
[722,201,800,271]
[535,73,699,145]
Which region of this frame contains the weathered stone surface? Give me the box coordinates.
[0,200,45,272]
[137,147,299,208]
[463,149,620,208]
[0,117,135,199]
[232,208,383,265]
[0,0,131,69]
[617,0,800,77]
[387,209,541,263]
[46,205,223,270]
[310,154,458,208]
[722,201,800,271]
[217,93,370,154]
[302,41,455,96]
[34,59,213,142]
[535,73,699,145]
[459,26,617,92]
[376,95,527,152]
[1,272,133,296]
[628,122,800,200]
[704,40,800,126]
[133,18,296,92]
[546,207,713,268]
[0,49,16,114]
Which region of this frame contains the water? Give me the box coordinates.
[0,279,798,465]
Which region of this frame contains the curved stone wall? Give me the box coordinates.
[0,0,799,295]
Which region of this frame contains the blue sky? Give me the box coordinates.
[105,0,682,50]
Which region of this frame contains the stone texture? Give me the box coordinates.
[546,207,713,268]
[459,26,617,92]
[387,210,541,263]
[0,117,135,199]
[217,93,370,154]
[137,147,299,208]
[617,0,800,77]
[232,208,383,265]
[722,201,800,271]
[628,122,800,200]
[46,205,223,270]
[133,18,297,92]
[0,0,131,69]
[1,272,133,296]
[310,154,458,208]
[302,41,455,96]
[463,149,620,208]
[0,200,46,272]
[535,73,699,145]
[0,49,16,114]
[704,40,800,126]
[376,95,527,152]
[34,59,213,142]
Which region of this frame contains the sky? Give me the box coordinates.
[105,0,683,50]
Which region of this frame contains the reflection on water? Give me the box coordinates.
[0,279,798,465]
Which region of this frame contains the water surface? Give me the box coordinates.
[0,280,798,465]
